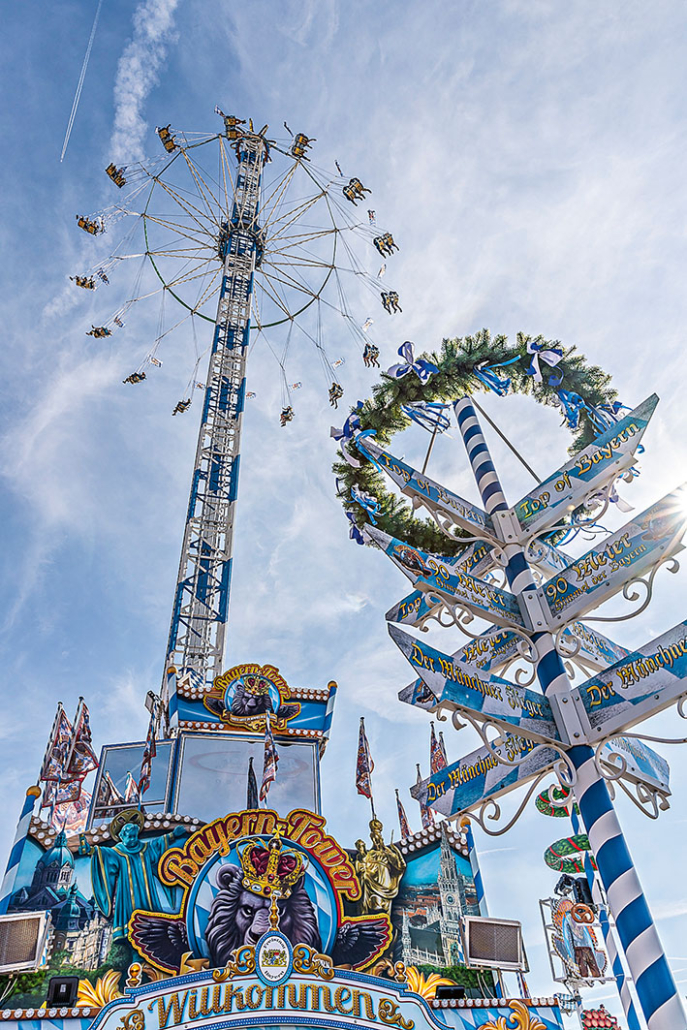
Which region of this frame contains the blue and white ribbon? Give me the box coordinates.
[386,341,439,383]
[473,357,520,396]
[556,388,586,429]
[351,486,381,524]
[331,402,364,467]
[400,401,451,433]
[346,512,365,545]
[525,339,563,383]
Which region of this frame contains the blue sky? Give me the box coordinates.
[3,0,687,1022]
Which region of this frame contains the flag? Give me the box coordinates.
[40,704,74,782]
[260,713,279,802]
[335,160,343,176]
[247,391,257,399]
[355,718,374,799]
[362,318,374,332]
[214,105,223,116]
[50,789,91,834]
[41,778,82,810]
[395,789,411,840]
[430,721,448,774]
[94,772,125,818]
[516,971,530,998]
[368,210,376,224]
[378,264,386,278]
[196,382,206,389]
[114,316,124,328]
[124,771,140,804]
[291,382,302,390]
[149,356,162,367]
[65,699,99,780]
[416,764,434,829]
[138,709,157,795]
[247,756,259,809]
[332,357,345,369]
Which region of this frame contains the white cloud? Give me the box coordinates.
[111,0,181,164]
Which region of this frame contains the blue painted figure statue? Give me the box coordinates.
[91,808,185,940]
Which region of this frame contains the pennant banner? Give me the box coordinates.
[513,394,658,540]
[41,778,82,810]
[355,717,375,799]
[534,486,687,627]
[40,704,74,782]
[259,713,279,803]
[395,789,411,839]
[430,721,447,773]
[390,625,561,742]
[65,699,99,780]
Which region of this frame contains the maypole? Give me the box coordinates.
[164,126,268,722]
[336,333,687,1028]
[452,396,682,1029]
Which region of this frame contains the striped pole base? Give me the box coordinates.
[454,397,684,1030]
[571,806,642,1030]
[0,786,40,914]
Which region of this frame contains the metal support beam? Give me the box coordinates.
[163,133,267,724]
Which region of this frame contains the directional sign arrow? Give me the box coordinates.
[574,618,687,740]
[411,734,560,818]
[366,525,526,629]
[385,540,572,629]
[599,735,670,794]
[513,394,658,540]
[390,624,561,742]
[410,732,669,820]
[355,436,495,538]
[530,485,687,628]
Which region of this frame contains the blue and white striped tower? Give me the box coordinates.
[454,396,685,1030]
[569,805,642,1030]
[163,129,269,725]
[460,814,488,915]
[0,786,41,914]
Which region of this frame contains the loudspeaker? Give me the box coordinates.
[46,976,80,1006]
[435,985,466,1000]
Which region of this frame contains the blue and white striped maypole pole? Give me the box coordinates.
[570,805,642,1030]
[454,397,685,1030]
[0,786,41,914]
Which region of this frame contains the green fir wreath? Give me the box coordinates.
[333,330,616,556]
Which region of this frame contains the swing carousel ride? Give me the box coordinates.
[71,113,393,418]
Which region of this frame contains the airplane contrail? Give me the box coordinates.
[60,0,105,162]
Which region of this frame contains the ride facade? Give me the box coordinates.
[0,116,568,1030]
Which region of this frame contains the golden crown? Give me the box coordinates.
[236,827,307,899]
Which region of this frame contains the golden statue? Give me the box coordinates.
[354,819,406,915]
